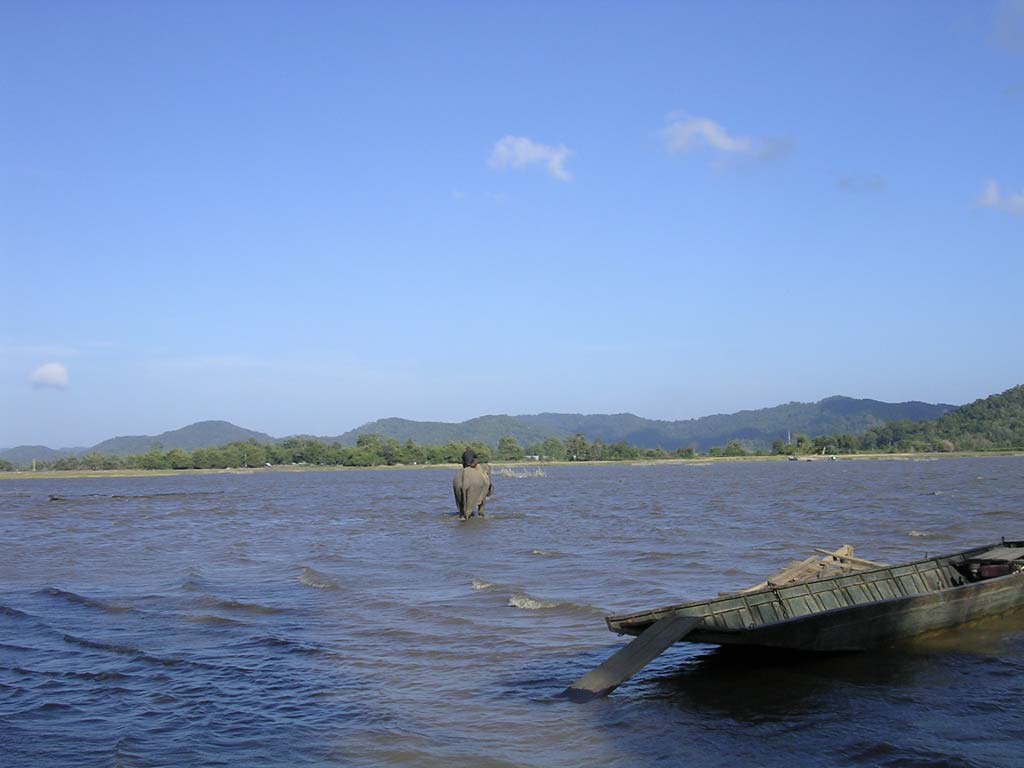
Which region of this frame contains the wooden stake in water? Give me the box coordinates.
[563,614,700,701]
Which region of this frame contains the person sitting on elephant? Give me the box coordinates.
[453,449,493,519]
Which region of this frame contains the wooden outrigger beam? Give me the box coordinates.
[562,615,700,702]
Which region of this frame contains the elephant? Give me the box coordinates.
[453,463,493,519]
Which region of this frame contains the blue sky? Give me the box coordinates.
[2,1,1022,448]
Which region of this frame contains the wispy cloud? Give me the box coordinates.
[488,136,572,181]
[30,362,69,389]
[662,113,792,166]
[664,115,754,155]
[977,180,1024,215]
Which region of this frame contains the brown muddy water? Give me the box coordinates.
[1,457,1023,767]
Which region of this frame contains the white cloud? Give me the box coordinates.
[664,115,754,155]
[488,136,572,181]
[30,362,69,389]
[662,113,791,165]
[977,180,1024,215]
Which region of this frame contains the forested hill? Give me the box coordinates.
[0,420,274,465]
[937,385,1024,448]
[87,421,275,457]
[859,385,1024,451]
[333,396,956,452]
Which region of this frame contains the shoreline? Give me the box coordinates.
[1,450,1021,481]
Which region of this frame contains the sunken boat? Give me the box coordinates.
[606,540,1024,653]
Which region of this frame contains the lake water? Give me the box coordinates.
[2,457,1023,767]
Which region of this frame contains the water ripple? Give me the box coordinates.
[1,458,1022,767]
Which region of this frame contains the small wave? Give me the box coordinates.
[0,604,31,619]
[980,509,1016,518]
[496,467,547,478]
[63,669,132,681]
[197,596,288,615]
[908,530,931,537]
[187,614,247,627]
[248,635,330,656]
[508,593,560,610]
[180,568,210,592]
[61,632,215,670]
[530,549,565,558]
[25,702,78,714]
[15,667,132,682]
[0,641,34,652]
[113,491,224,500]
[631,551,686,563]
[299,567,340,590]
[507,592,605,615]
[62,633,145,657]
[40,587,132,613]
[471,579,493,590]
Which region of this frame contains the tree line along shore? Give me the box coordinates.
[1,446,1021,480]
[2,427,1020,474]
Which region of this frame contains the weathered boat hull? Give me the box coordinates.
[607,541,1024,652]
[686,571,1024,651]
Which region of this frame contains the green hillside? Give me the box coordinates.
[858,385,1024,452]
[88,421,275,455]
[335,396,955,451]
[0,445,78,467]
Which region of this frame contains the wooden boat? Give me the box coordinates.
[565,540,1024,699]
[606,540,1024,652]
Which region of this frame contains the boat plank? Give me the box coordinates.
[564,615,700,701]
[813,548,889,569]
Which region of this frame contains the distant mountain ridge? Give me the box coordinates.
[0,421,275,465]
[0,396,959,467]
[332,396,956,451]
[88,421,274,456]
[0,445,81,467]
